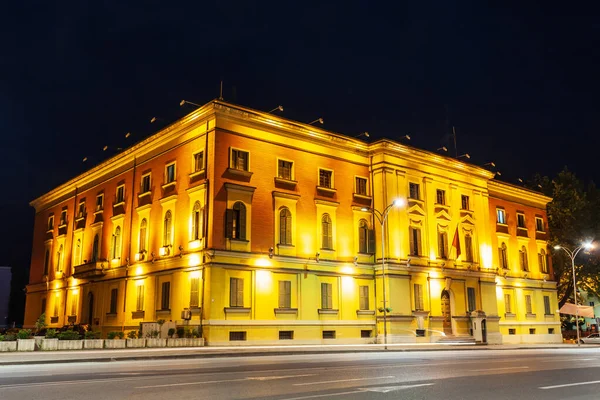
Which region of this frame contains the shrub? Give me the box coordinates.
[127,330,138,339]
[191,329,200,338]
[185,328,193,339]
[0,335,3,341]
[2,334,16,341]
[35,313,47,334]
[17,329,33,339]
[157,319,166,326]
[84,331,100,339]
[117,331,124,339]
[45,329,58,339]
[168,328,175,338]
[57,330,81,340]
[176,327,184,338]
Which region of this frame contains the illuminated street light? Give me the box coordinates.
[554,241,594,347]
[362,198,406,349]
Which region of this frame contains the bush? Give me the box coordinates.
[2,334,16,341]
[127,330,138,339]
[17,329,33,339]
[191,329,200,338]
[168,328,175,338]
[35,313,47,333]
[176,327,184,338]
[157,319,166,326]
[57,330,81,340]
[45,329,58,339]
[117,331,124,339]
[84,331,100,339]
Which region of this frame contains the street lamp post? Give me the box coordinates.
[554,242,594,347]
[363,198,405,349]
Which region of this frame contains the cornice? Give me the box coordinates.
[488,180,552,208]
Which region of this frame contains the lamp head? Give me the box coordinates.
[393,198,406,208]
[150,117,157,123]
[315,252,320,262]
[180,100,186,106]
[584,242,594,250]
[353,256,358,266]
[437,146,448,152]
[277,105,283,112]
[269,247,274,259]
[553,245,561,250]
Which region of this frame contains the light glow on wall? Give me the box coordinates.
[254,258,272,268]
[188,253,201,267]
[135,266,143,276]
[341,266,355,275]
[189,240,202,250]
[256,270,272,292]
[190,270,201,279]
[342,275,354,294]
[480,244,492,269]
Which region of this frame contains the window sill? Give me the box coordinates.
[113,201,125,208]
[75,216,85,223]
[544,314,555,317]
[138,191,151,199]
[504,313,516,318]
[228,238,249,243]
[227,168,253,178]
[316,186,336,193]
[353,193,372,200]
[224,307,251,314]
[525,313,537,318]
[58,223,67,229]
[156,309,171,314]
[93,209,104,215]
[189,169,206,179]
[356,310,375,316]
[106,313,117,317]
[496,223,508,227]
[274,177,297,187]
[277,243,295,248]
[318,309,339,315]
[162,181,176,190]
[274,308,298,315]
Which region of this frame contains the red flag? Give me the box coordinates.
[452,226,461,259]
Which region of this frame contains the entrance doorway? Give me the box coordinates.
[441,290,452,335]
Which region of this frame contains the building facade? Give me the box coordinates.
[24,99,561,344]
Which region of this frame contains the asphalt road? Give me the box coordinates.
[2,348,600,399]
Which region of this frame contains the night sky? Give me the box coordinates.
[2,2,599,323]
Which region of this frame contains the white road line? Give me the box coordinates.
[293,375,395,386]
[360,383,436,392]
[540,380,600,390]
[281,391,364,400]
[0,376,153,390]
[136,374,316,389]
[468,366,530,372]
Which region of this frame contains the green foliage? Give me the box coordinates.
[146,330,159,338]
[117,331,124,339]
[84,331,101,339]
[176,327,184,338]
[191,329,200,338]
[107,331,125,339]
[157,319,166,326]
[17,329,33,339]
[1,334,16,341]
[127,330,138,339]
[35,313,47,333]
[45,329,58,339]
[57,330,81,340]
[168,328,175,338]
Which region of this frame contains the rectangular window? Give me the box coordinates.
[504,293,512,313]
[414,284,424,311]
[279,331,293,340]
[409,227,422,256]
[525,294,532,314]
[461,195,470,210]
[116,185,125,204]
[319,169,332,188]
[109,288,118,314]
[467,287,476,312]
[166,163,176,183]
[359,286,369,310]
[535,217,545,232]
[161,282,171,310]
[409,183,420,200]
[231,149,249,171]
[548,328,555,334]
[361,330,372,338]
[321,283,332,309]
[230,277,244,307]
[544,296,551,315]
[517,213,526,228]
[355,177,367,195]
[278,280,291,308]
[141,174,151,193]
[136,285,144,311]
[436,189,446,205]
[48,215,54,231]
[190,277,200,308]
[194,151,204,172]
[70,292,78,316]
[508,328,516,335]
[322,330,336,339]
[278,160,293,180]
[529,328,536,335]
[496,208,506,224]
[77,201,85,219]
[229,331,247,341]
[96,194,104,211]
[539,252,548,273]
[60,210,67,226]
[438,231,447,259]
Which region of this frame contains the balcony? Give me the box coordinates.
[73,260,106,279]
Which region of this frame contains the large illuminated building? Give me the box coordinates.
[24,99,560,344]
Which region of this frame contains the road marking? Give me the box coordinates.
[293,375,395,386]
[0,376,153,390]
[468,366,530,372]
[360,383,435,392]
[281,391,364,400]
[136,374,316,389]
[540,380,600,390]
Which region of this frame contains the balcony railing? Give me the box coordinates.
[73,260,106,279]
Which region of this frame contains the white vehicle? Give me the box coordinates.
[580,333,600,344]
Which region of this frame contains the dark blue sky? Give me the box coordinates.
[2,2,600,309]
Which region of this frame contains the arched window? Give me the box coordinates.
[226,202,246,240]
[112,226,121,259]
[164,211,173,246]
[139,219,147,252]
[192,201,202,241]
[321,214,332,249]
[279,208,292,245]
[539,249,548,273]
[464,233,473,262]
[92,234,99,262]
[519,246,529,271]
[499,242,508,269]
[358,219,369,253]
[74,239,81,266]
[43,249,50,275]
[56,245,63,272]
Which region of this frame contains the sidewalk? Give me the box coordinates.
[0,343,587,366]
